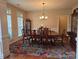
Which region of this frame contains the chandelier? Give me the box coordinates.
[40,2,48,20]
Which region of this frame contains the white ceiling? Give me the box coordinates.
[7,0,77,11]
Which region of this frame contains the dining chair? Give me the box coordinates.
[22,28,27,43]
[31,30,40,45]
[54,35,63,46]
[42,28,49,46]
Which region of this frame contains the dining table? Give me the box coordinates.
[27,30,63,45]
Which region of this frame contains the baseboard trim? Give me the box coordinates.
[4,54,10,59]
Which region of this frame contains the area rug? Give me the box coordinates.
[10,41,76,59]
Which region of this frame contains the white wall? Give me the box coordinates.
[0,0,10,58]
[0,2,28,57]
[7,4,27,44]
[27,10,71,33]
[67,16,71,31]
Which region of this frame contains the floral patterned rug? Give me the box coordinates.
[10,41,76,59]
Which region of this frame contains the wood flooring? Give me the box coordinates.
[5,54,58,59]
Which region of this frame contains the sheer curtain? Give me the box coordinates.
[0,18,4,59]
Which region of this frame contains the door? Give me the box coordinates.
[59,16,67,35]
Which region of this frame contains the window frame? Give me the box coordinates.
[17,12,23,37]
[6,8,13,39]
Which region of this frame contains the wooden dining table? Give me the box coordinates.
[27,31,63,45]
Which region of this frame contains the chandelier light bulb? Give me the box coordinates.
[40,17,42,19]
[45,16,48,19]
[40,15,48,20]
[42,16,44,19]
[40,2,48,20]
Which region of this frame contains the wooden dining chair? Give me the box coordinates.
[31,30,41,45]
[54,29,66,46]
[42,28,49,46]
[22,28,27,43]
[54,35,63,46]
[31,30,37,44]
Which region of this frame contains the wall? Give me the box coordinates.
[0,0,77,58]
[7,4,27,44]
[0,2,27,58]
[27,10,72,33]
[72,2,78,13]
[0,0,9,58]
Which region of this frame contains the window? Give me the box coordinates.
[0,18,4,58]
[6,8,12,38]
[0,18,2,40]
[17,12,23,36]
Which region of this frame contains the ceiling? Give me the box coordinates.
[7,0,78,11]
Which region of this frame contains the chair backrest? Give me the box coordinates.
[61,29,67,39]
[43,28,49,36]
[67,32,77,39]
[38,27,49,37]
[32,30,37,35]
[38,27,44,36]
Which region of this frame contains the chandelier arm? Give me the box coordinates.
[40,1,48,20]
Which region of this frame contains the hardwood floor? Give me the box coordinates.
[5,54,57,59]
